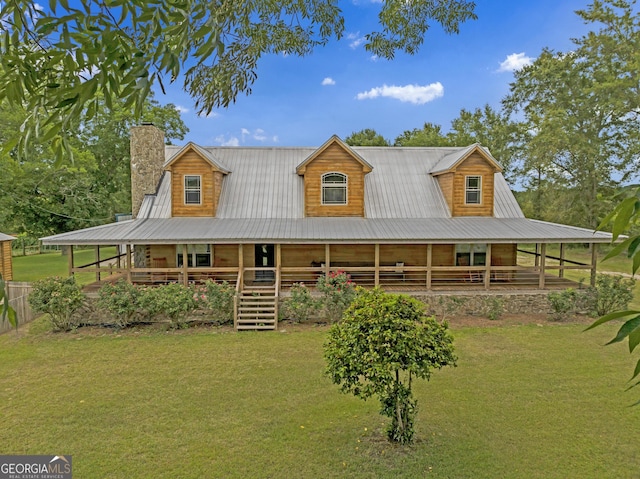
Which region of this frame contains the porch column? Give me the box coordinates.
[68,245,75,279]
[538,243,546,289]
[484,243,492,290]
[590,243,598,287]
[182,244,188,286]
[426,244,432,291]
[325,244,330,277]
[374,244,380,287]
[276,244,281,290]
[559,243,565,278]
[116,245,122,269]
[535,243,539,267]
[125,244,132,283]
[238,244,244,287]
[94,245,101,282]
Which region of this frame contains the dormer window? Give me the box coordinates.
[184,175,201,205]
[465,175,481,205]
[322,173,347,205]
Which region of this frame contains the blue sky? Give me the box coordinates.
[158,0,594,147]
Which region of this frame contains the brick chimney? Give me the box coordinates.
[130,123,165,218]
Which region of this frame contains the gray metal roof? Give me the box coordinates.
[41,217,613,245]
[40,142,610,246]
[0,232,15,241]
[142,145,521,220]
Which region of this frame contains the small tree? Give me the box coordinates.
[324,289,456,444]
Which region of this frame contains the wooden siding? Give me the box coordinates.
[491,244,516,266]
[303,143,366,217]
[436,173,454,216]
[169,150,220,217]
[329,244,375,264]
[451,153,495,216]
[435,153,496,217]
[149,245,177,268]
[379,244,427,266]
[432,244,455,266]
[0,240,12,281]
[281,244,325,267]
[214,244,239,268]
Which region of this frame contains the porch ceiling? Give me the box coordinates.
[40,217,614,246]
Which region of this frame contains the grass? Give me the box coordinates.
[1,321,639,478]
[12,247,118,284]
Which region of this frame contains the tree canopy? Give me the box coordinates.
[0,0,476,162]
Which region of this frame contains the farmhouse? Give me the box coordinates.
[42,124,612,329]
[0,232,14,281]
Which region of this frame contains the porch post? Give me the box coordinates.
[182,244,188,285]
[116,245,122,269]
[538,243,546,289]
[94,245,101,282]
[276,244,281,290]
[535,243,539,267]
[68,245,75,279]
[559,243,565,278]
[590,243,598,287]
[484,243,492,290]
[374,243,380,287]
[426,244,432,291]
[125,244,132,283]
[325,244,330,277]
[238,244,244,287]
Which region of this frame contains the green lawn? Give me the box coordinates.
[1,322,638,478]
[12,247,118,284]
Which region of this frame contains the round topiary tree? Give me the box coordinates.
[324,288,457,444]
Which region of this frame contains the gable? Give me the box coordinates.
[166,147,226,217]
[298,139,372,217]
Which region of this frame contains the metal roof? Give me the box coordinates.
[0,232,15,241]
[40,142,610,246]
[141,145,522,220]
[41,217,613,245]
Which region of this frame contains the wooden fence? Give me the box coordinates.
[1,282,35,334]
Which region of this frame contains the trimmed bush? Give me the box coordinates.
[316,270,356,322]
[29,276,85,331]
[138,283,197,328]
[280,283,319,322]
[97,280,141,328]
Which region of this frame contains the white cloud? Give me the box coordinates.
[498,52,534,72]
[356,83,444,105]
[253,128,267,141]
[322,77,336,86]
[215,135,239,147]
[175,105,189,114]
[346,32,365,49]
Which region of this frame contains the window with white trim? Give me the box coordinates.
[455,244,487,266]
[321,172,347,205]
[177,244,212,267]
[184,175,201,205]
[465,175,481,205]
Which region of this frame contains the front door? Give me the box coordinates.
[254,244,275,282]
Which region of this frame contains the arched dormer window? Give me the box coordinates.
[322,172,347,205]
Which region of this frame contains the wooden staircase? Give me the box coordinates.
[235,286,278,330]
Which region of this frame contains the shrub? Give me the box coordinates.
[29,276,85,331]
[482,297,503,321]
[587,274,635,316]
[548,289,577,321]
[201,280,235,324]
[138,283,197,327]
[97,280,140,328]
[316,270,356,322]
[280,283,319,322]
